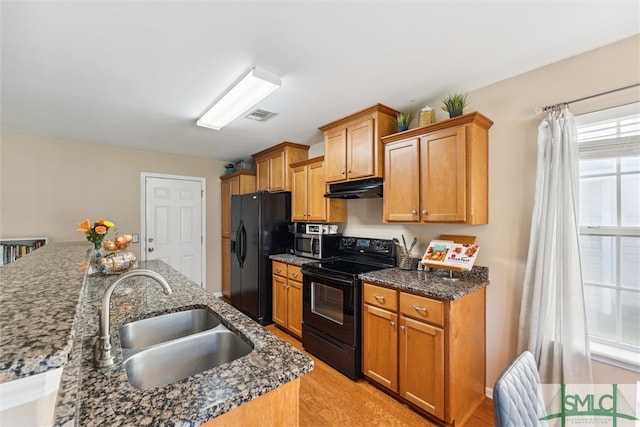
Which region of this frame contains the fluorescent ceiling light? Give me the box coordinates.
[197,67,281,130]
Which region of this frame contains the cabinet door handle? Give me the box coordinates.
[275,268,282,274]
[341,170,346,175]
[373,295,385,303]
[412,305,427,313]
[347,170,351,173]
[422,210,427,215]
[412,209,417,214]
[390,321,395,327]
[400,325,405,331]
[292,272,298,278]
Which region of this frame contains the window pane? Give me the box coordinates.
[579,158,616,175]
[580,235,616,286]
[584,286,616,341]
[621,173,640,227]
[579,176,617,226]
[621,236,640,289]
[620,290,640,347]
[621,156,640,172]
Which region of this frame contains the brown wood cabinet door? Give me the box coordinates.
[221,179,232,237]
[383,138,420,222]
[291,164,308,221]
[346,118,375,180]
[221,237,231,298]
[420,126,466,222]
[269,151,286,192]
[399,316,445,419]
[272,274,288,328]
[256,156,270,191]
[362,304,398,392]
[288,279,303,337]
[306,160,327,221]
[324,128,347,183]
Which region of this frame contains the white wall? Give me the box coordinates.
[0,134,227,293]
[339,35,640,389]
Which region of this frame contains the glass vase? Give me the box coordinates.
[88,245,104,275]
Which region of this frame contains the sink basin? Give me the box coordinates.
[118,308,222,353]
[122,329,253,390]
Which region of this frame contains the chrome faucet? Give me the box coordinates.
[94,269,173,368]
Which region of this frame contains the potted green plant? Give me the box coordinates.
[396,112,412,132]
[441,92,469,118]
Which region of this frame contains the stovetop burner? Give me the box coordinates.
[302,236,396,278]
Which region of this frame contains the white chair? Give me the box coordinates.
[493,351,548,427]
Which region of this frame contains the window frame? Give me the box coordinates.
[576,102,640,372]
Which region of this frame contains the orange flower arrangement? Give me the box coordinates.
[77,218,115,249]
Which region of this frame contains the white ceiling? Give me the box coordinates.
[2,1,639,162]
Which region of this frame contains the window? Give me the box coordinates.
[576,102,640,370]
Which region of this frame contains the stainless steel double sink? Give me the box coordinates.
[118,309,253,390]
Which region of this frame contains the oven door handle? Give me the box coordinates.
[301,269,354,286]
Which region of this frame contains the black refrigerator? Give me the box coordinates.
[230,191,292,325]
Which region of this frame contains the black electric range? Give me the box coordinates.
[300,236,395,379]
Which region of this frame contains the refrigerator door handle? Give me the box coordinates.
[241,223,247,266]
[235,223,243,267]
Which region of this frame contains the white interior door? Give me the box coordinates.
[142,173,205,288]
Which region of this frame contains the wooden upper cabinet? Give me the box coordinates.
[421,126,466,222]
[324,128,347,183]
[220,172,256,237]
[347,118,376,180]
[290,156,347,223]
[252,142,309,192]
[383,137,421,222]
[319,104,399,184]
[382,112,493,224]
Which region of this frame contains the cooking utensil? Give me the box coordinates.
[401,234,408,251]
[408,237,417,253]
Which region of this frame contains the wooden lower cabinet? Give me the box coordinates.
[203,378,300,426]
[362,282,486,426]
[399,316,445,419]
[272,261,303,338]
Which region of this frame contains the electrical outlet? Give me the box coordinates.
[132,234,139,243]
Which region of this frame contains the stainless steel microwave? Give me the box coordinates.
[294,233,341,260]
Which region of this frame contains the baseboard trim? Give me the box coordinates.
[485,387,493,399]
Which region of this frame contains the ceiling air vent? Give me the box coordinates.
[244,108,276,122]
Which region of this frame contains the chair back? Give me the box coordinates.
[493,351,547,427]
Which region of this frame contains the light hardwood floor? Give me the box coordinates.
[266,325,494,427]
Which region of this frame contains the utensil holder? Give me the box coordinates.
[397,249,418,270]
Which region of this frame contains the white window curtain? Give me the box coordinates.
[518,106,593,384]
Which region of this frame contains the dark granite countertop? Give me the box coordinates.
[269,253,316,266]
[359,266,489,300]
[1,243,313,425]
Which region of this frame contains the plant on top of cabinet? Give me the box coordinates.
[396,112,413,132]
[252,142,309,192]
[382,112,493,224]
[441,92,469,118]
[319,104,399,184]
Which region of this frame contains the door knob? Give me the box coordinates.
[148,247,154,252]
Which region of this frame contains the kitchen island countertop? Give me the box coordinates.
[359,266,489,300]
[1,242,313,425]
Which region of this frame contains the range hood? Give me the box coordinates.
[324,178,384,199]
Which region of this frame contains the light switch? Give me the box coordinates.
[132,234,139,243]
